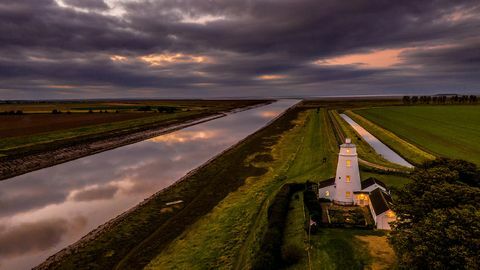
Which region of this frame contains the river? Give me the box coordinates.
[340,114,413,168]
[0,100,298,270]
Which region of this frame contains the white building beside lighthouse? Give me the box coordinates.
[318,138,396,230]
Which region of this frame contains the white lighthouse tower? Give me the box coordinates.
[333,138,361,204]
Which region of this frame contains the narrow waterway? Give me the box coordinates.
[0,100,299,270]
[340,114,414,168]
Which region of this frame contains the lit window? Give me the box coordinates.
[346,175,351,183]
[346,160,351,167]
[386,211,396,218]
[325,191,330,197]
[346,149,350,153]
[346,191,351,198]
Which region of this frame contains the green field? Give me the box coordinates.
[354,105,480,165]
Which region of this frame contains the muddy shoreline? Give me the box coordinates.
[0,101,272,181]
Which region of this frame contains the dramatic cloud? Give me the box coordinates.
[0,0,479,98]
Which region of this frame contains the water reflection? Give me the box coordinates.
[340,114,413,168]
[0,99,298,270]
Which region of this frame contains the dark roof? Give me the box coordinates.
[369,188,393,215]
[318,177,335,188]
[353,191,369,194]
[361,177,387,190]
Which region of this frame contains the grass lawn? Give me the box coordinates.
[309,229,394,270]
[354,105,480,165]
[345,110,435,165]
[360,172,411,189]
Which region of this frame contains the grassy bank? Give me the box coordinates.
[354,105,480,165]
[345,110,435,165]
[145,109,312,269]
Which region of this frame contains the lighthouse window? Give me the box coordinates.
[346,191,351,198]
[325,191,330,197]
[346,160,351,167]
[346,149,350,153]
[346,175,351,183]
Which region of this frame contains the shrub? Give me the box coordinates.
[252,183,303,270]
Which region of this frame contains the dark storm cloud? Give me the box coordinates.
[0,0,479,98]
[64,0,109,10]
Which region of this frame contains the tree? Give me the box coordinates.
[389,159,480,269]
[411,96,418,104]
[391,206,479,269]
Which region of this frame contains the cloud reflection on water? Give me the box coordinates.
[0,100,298,269]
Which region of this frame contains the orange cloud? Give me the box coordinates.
[139,53,209,66]
[316,48,405,68]
[257,74,288,80]
[110,55,127,62]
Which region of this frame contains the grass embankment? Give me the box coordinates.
[145,109,313,269]
[345,110,435,166]
[40,104,300,270]
[329,110,407,171]
[353,105,480,165]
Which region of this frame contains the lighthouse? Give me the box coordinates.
[333,138,361,204]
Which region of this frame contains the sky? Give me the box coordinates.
[0,0,479,99]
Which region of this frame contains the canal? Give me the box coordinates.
[340,114,413,168]
[0,100,298,270]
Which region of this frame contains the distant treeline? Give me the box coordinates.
[137,105,178,113]
[0,110,24,115]
[402,95,478,104]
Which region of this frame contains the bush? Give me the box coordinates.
[303,189,322,223]
[252,183,304,270]
[281,244,303,265]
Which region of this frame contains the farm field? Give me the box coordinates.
[353,105,480,165]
